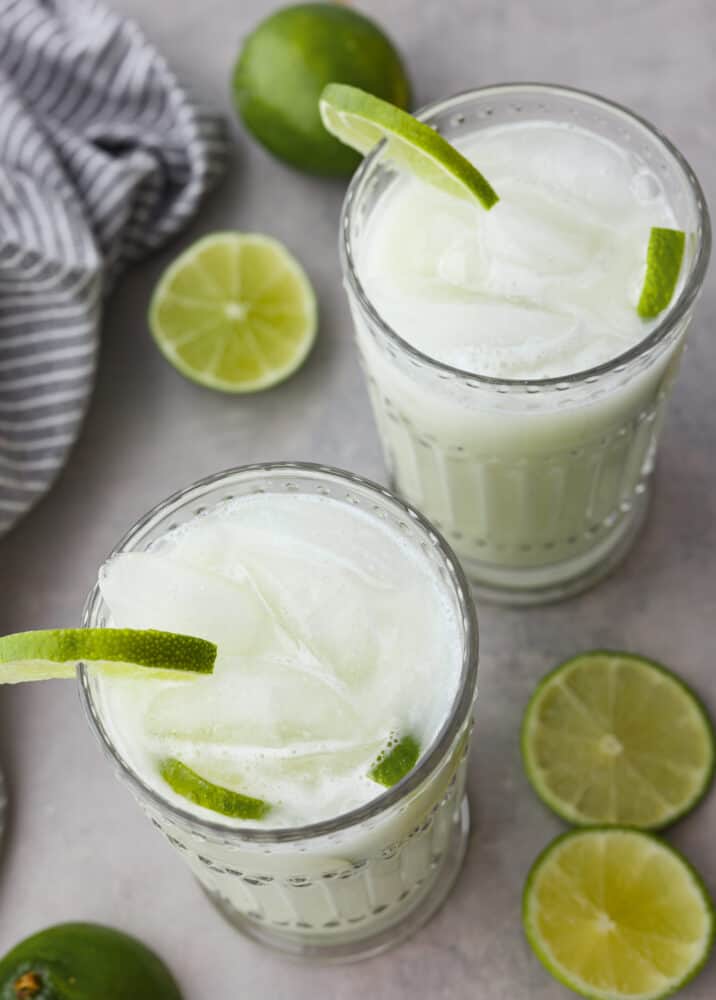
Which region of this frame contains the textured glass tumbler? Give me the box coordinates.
[341,84,710,605]
[79,464,479,961]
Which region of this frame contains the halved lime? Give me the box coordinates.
[523,828,714,1000]
[637,227,686,319]
[369,733,420,787]
[149,233,317,393]
[0,629,216,683]
[160,758,269,820]
[319,83,498,208]
[522,651,715,829]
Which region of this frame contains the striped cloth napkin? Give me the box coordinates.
[0,0,228,537]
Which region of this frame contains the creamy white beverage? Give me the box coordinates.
[359,123,679,379]
[344,85,707,602]
[96,493,461,826]
[82,467,477,958]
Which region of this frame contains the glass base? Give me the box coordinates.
[202,796,471,963]
[462,489,651,607]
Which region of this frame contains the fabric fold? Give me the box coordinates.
[0,0,229,535]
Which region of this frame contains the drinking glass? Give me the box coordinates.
[341,84,710,604]
[80,463,479,961]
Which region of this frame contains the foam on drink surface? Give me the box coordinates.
[96,493,462,827]
[358,122,681,379]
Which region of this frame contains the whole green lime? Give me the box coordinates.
[232,2,411,175]
[0,923,182,1000]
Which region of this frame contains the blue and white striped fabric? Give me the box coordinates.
[0,0,228,536]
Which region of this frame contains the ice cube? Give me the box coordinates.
[467,124,637,216]
[630,169,662,205]
[99,552,269,654]
[241,541,399,688]
[437,233,487,290]
[481,184,605,279]
[144,655,362,749]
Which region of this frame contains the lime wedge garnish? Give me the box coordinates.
[369,734,420,787]
[319,83,498,208]
[159,758,269,820]
[523,828,714,1000]
[0,629,216,683]
[637,226,686,318]
[149,232,317,393]
[521,651,714,829]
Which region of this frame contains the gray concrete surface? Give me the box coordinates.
[1,1,715,997]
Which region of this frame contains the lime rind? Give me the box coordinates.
[160,758,269,820]
[232,3,411,176]
[0,629,216,683]
[149,232,317,394]
[637,227,686,319]
[521,650,715,830]
[523,828,715,1000]
[319,83,498,209]
[369,734,420,787]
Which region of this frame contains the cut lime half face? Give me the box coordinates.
[521,651,715,829]
[0,629,216,683]
[149,233,317,393]
[523,828,714,1000]
[319,83,498,208]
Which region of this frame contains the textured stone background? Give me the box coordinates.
[1,2,714,997]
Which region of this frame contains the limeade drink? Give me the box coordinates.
[342,85,709,602]
[81,466,477,959]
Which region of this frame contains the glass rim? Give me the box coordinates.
[340,81,711,390]
[78,462,479,845]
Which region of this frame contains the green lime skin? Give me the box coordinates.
[369,734,420,787]
[637,227,686,319]
[0,629,216,675]
[160,758,270,820]
[0,923,182,1000]
[232,3,411,175]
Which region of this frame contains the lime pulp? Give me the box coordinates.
[521,651,714,829]
[149,232,317,393]
[523,828,714,1000]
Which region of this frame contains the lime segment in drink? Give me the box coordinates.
[369,734,420,787]
[149,233,317,393]
[160,758,269,820]
[523,828,714,1000]
[637,227,686,318]
[521,651,715,829]
[319,83,499,208]
[0,628,216,683]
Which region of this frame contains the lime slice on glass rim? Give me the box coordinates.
[0,629,216,683]
[637,227,686,319]
[149,233,317,393]
[319,83,498,208]
[523,828,714,1000]
[521,651,715,829]
[160,758,269,820]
